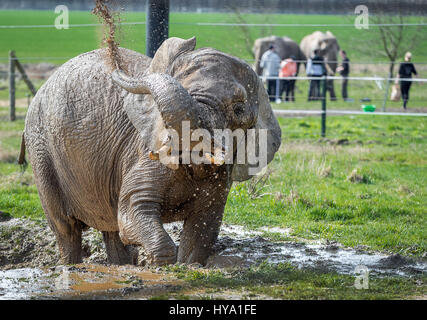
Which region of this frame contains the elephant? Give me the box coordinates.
[19,37,281,266]
[253,36,306,76]
[300,31,340,101]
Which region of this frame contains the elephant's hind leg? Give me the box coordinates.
[102,231,136,265]
[31,156,83,264]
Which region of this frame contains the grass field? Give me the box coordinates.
[1,10,426,110]
[0,10,426,63]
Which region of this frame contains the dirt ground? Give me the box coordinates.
[0,212,425,300]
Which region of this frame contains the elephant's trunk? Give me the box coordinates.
[112,70,203,134]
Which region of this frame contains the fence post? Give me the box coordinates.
[146,0,169,58]
[12,51,37,96]
[381,79,390,112]
[9,50,16,122]
[321,76,327,137]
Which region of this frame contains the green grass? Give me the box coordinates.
[0,10,426,109]
[1,10,427,109]
[224,115,427,257]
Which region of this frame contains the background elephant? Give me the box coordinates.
[253,35,306,76]
[300,31,340,100]
[21,37,281,267]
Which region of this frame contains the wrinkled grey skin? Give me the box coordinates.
[300,31,340,99]
[253,36,306,76]
[23,37,281,266]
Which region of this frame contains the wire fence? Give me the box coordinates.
[1,55,426,139]
[1,16,426,137]
[1,21,427,29]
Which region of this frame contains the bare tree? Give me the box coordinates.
[362,7,426,109]
[228,5,273,59]
[370,13,425,79]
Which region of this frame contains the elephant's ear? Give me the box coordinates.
[147,37,196,74]
[231,79,282,181]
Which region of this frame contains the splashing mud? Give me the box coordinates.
[92,0,126,72]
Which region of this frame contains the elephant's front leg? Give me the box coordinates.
[118,200,177,266]
[178,195,227,265]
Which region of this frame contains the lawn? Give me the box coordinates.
[0,10,426,63]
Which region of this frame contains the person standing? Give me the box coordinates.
[307,49,326,101]
[260,45,281,102]
[337,50,350,101]
[396,52,417,109]
[278,56,298,102]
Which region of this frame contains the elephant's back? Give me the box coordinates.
[25,48,150,142]
[24,48,150,231]
[299,34,313,58]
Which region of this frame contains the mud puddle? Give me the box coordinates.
[1,218,426,299]
[211,223,427,277]
[0,264,181,300]
[0,268,50,299]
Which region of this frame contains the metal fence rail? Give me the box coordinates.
[273,109,427,117]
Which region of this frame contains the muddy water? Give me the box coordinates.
[1,222,426,300]
[0,268,51,299]
[215,223,427,276]
[0,264,180,300]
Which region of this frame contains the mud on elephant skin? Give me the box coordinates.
[21,37,281,266]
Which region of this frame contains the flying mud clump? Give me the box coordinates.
[92,0,127,73]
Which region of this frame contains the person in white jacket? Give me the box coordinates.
[260,45,281,102]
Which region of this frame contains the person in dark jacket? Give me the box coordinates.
[337,50,350,101]
[396,52,417,109]
[307,49,326,101]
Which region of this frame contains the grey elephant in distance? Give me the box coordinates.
[300,31,340,100]
[253,35,306,76]
[20,37,281,266]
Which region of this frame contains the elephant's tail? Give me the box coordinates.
[18,133,27,171]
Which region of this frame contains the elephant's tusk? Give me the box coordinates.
[204,151,225,166]
[149,145,172,161]
[149,151,160,160]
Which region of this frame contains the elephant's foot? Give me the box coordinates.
[177,210,224,265]
[103,231,137,265]
[177,245,214,265]
[145,241,177,266]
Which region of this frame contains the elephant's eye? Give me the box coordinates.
[232,102,245,117]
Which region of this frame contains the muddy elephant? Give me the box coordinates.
[300,31,340,100]
[20,37,281,266]
[253,36,306,76]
